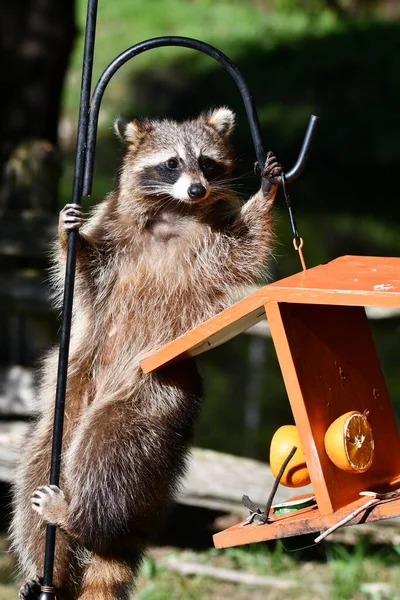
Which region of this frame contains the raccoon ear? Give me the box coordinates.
[114,118,129,142]
[114,118,147,147]
[203,107,235,136]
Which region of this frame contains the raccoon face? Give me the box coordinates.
[115,108,235,206]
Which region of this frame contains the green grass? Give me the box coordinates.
[326,540,400,600]
[0,535,18,600]
[2,535,400,600]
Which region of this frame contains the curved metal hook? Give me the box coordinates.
[280,114,319,183]
[82,36,318,196]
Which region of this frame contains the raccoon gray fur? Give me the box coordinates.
[10,107,281,600]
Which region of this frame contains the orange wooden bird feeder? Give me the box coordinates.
[140,255,400,547]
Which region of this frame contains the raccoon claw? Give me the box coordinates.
[262,151,282,180]
[31,485,68,525]
[253,161,262,176]
[19,576,42,600]
[60,203,84,231]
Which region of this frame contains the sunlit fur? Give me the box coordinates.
[11,108,278,600]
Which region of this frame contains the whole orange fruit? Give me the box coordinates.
[324,410,374,473]
[269,425,311,488]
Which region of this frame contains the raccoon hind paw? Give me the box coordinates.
[18,576,42,600]
[31,484,69,526]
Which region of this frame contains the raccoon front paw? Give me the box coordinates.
[31,485,69,525]
[262,151,282,179]
[19,576,42,600]
[60,203,84,232]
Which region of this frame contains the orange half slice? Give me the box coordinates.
[324,411,374,473]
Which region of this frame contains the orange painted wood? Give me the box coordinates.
[213,495,400,548]
[265,301,400,515]
[138,254,400,544]
[140,256,400,373]
[267,255,400,307]
[140,294,268,373]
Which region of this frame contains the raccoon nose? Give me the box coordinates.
[188,183,207,199]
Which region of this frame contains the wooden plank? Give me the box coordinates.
[265,301,400,516]
[214,495,400,548]
[182,447,312,513]
[140,297,268,373]
[0,366,36,417]
[140,256,400,373]
[267,255,400,307]
[264,300,333,513]
[0,421,29,482]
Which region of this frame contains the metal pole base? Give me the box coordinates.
[39,592,57,600]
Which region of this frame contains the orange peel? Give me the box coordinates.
[324,410,374,473]
[270,425,311,488]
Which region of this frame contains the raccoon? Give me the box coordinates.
[11,107,281,600]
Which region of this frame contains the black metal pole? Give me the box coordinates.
[39,0,98,598]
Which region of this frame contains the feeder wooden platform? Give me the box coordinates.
[140,256,400,547]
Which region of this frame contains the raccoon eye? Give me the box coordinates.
[167,158,179,170]
[200,157,216,171]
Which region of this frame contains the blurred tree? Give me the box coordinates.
[271,0,380,17]
[0,0,76,213]
[330,0,379,16]
[0,0,76,374]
